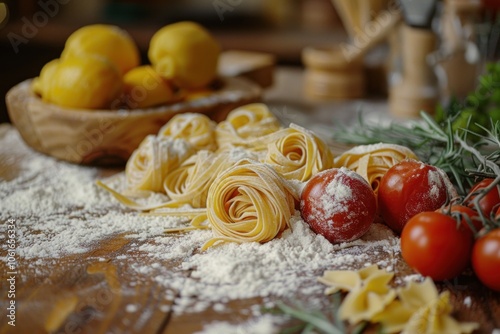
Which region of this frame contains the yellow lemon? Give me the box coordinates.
[148,21,220,89]
[123,65,174,108]
[61,24,140,75]
[44,55,123,109]
[32,58,60,97]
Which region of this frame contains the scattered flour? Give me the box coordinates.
[1,127,401,332]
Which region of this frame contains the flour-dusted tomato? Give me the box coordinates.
[466,178,500,218]
[401,211,473,281]
[472,229,500,291]
[300,167,377,243]
[378,159,457,234]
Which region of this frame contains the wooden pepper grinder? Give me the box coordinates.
[389,0,439,118]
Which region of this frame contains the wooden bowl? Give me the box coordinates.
[6,77,261,165]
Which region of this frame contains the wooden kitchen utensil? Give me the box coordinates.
[389,0,439,117]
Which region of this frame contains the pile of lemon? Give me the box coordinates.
[32,22,220,110]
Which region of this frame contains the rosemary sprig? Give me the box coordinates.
[265,294,359,334]
[332,111,476,194]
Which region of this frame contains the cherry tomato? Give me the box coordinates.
[401,211,473,281]
[438,204,482,235]
[472,229,500,291]
[300,167,376,244]
[378,159,456,234]
[467,178,500,217]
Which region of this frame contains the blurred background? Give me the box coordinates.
[0,0,348,123]
[0,0,498,123]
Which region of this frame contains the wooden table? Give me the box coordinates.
[1,67,499,334]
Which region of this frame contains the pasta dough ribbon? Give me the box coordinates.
[202,160,298,249]
[265,124,334,181]
[158,113,217,151]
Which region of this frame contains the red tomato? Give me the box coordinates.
[378,159,456,234]
[472,229,500,291]
[401,211,473,281]
[467,178,500,217]
[438,204,482,234]
[496,206,500,220]
[300,167,376,243]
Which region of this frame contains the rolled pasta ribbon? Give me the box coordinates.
[334,143,418,195]
[125,135,195,193]
[215,103,281,150]
[202,160,298,249]
[162,148,257,208]
[264,124,334,182]
[158,113,217,151]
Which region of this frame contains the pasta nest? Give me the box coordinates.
[265,124,334,182]
[158,113,217,151]
[215,103,281,150]
[163,148,256,208]
[203,160,298,249]
[125,135,194,193]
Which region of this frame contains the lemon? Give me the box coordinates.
[148,21,220,89]
[44,55,123,109]
[32,58,60,97]
[123,65,174,108]
[61,24,140,75]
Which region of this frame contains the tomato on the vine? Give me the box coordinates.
[438,204,482,235]
[467,178,500,217]
[472,229,500,291]
[378,159,456,234]
[401,211,473,281]
[300,167,376,244]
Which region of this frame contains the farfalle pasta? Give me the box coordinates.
[158,113,217,151]
[265,124,334,181]
[374,278,478,334]
[215,103,281,150]
[318,266,479,334]
[125,135,194,193]
[319,265,395,324]
[334,143,418,195]
[201,160,298,249]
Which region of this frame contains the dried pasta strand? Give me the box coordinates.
[157,113,217,151]
[96,180,180,211]
[265,124,334,181]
